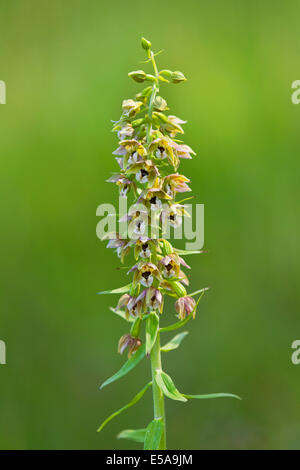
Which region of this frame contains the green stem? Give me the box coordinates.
[150,330,166,449]
[146,48,166,450]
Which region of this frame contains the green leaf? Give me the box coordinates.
[160,315,192,333]
[183,393,241,400]
[97,382,152,432]
[189,287,210,297]
[144,419,163,450]
[109,307,134,322]
[161,331,189,352]
[117,428,146,443]
[155,369,187,402]
[100,344,146,389]
[174,249,205,256]
[97,283,131,295]
[146,312,159,356]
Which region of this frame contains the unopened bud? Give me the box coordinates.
[160,239,173,255]
[130,317,142,338]
[171,71,187,84]
[159,69,173,78]
[169,281,187,298]
[141,37,152,50]
[128,70,147,83]
[153,112,168,123]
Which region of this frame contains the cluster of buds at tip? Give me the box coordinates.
[106,38,204,355]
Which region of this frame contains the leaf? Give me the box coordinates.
[155,369,187,402]
[174,249,205,256]
[117,428,146,443]
[146,312,159,356]
[109,307,134,322]
[189,287,210,297]
[161,331,189,352]
[160,315,192,333]
[97,382,152,432]
[97,283,131,295]
[144,419,163,450]
[100,344,146,389]
[183,393,241,400]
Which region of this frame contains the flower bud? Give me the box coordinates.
[128,70,147,83]
[141,37,152,50]
[131,118,144,128]
[160,239,173,255]
[169,281,187,298]
[159,69,173,78]
[130,317,142,338]
[171,71,187,84]
[153,112,168,123]
[145,74,157,82]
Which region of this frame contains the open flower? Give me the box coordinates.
[113,139,146,159]
[160,253,190,279]
[122,99,143,118]
[118,333,142,357]
[175,143,196,160]
[164,115,186,137]
[105,233,129,262]
[107,174,136,196]
[126,160,160,185]
[175,295,196,320]
[129,262,162,287]
[149,136,178,168]
[163,173,191,197]
[117,293,143,318]
[117,122,134,140]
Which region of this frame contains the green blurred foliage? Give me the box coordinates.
[0,0,300,450]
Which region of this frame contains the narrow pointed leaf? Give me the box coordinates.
[189,287,210,297]
[174,249,205,256]
[160,314,192,333]
[144,419,163,450]
[155,369,187,402]
[100,344,146,389]
[97,382,152,432]
[97,283,131,295]
[117,428,146,443]
[109,307,134,322]
[183,393,241,400]
[146,312,159,356]
[161,331,189,352]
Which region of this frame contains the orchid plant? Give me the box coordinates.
[97,38,240,450]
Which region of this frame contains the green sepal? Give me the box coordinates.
[97,284,131,295]
[97,382,152,432]
[161,331,189,352]
[183,393,241,400]
[146,312,159,356]
[117,428,146,443]
[100,344,146,389]
[155,369,187,402]
[144,418,163,450]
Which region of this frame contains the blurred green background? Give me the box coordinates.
[1,0,300,450]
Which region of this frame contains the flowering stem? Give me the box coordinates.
[145,50,167,450]
[150,330,166,449]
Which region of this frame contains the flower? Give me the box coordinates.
[106,174,136,196]
[163,173,191,197]
[117,123,134,140]
[149,136,179,168]
[122,99,143,117]
[105,233,129,262]
[126,160,160,186]
[175,296,196,320]
[164,115,186,137]
[129,262,162,288]
[117,294,143,318]
[175,143,196,160]
[118,334,142,357]
[160,253,190,280]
